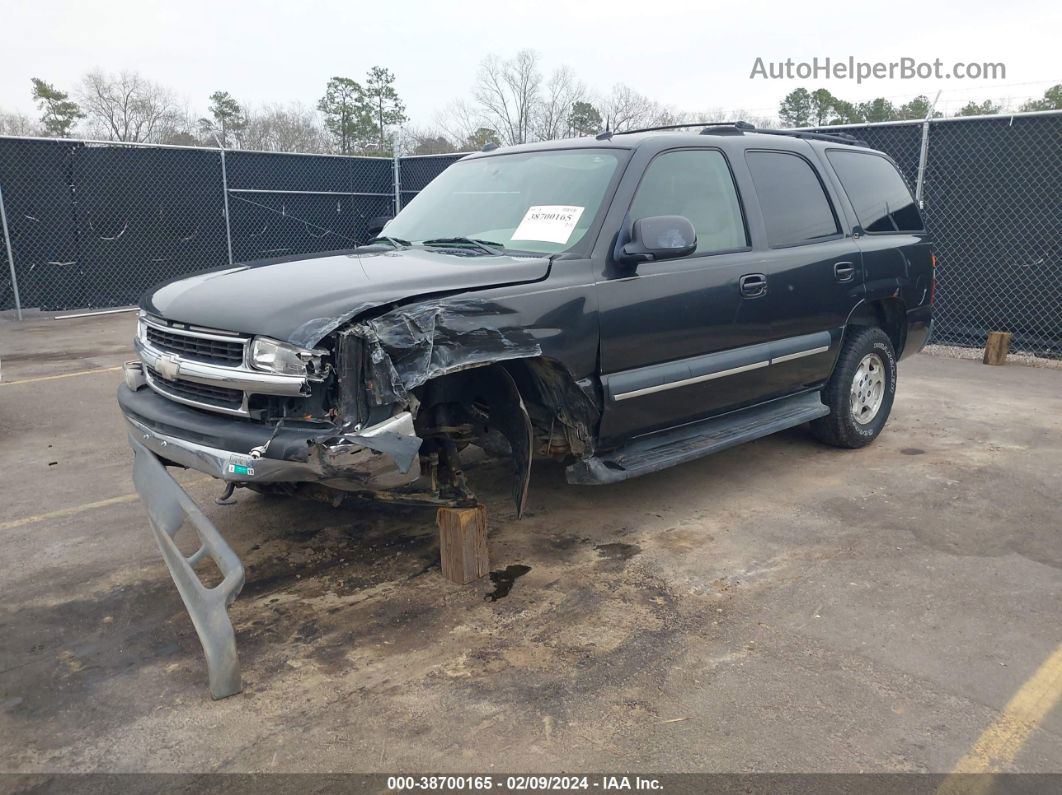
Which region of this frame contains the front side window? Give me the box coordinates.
[384,150,623,255]
[746,151,840,247]
[628,149,748,255]
[826,150,924,232]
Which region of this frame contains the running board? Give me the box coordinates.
[566,391,829,485]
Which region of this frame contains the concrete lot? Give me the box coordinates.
[1,311,1060,773]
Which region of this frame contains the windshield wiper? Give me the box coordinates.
[421,237,504,256]
[367,235,411,248]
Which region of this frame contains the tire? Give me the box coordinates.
[811,326,897,449]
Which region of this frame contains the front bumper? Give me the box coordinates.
[129,434,245,699]
[118,378,422,489]
[121,376,425,699]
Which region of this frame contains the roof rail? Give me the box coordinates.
[610,121,867,147]
[613,121,755,136]
[747,128,869,147]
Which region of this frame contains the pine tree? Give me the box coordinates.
[199,91,247,147]
[30,78,83,137]
[318,77,368,154]
[778,88,813,127]
[363,67,407,154]
[569,101,603,136]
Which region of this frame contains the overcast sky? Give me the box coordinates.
[2,0,1059,126]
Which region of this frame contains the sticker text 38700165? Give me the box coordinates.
[512,205,585,244]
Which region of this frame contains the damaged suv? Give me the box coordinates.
[119,123,934,697]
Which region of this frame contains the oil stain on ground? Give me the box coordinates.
[594,543,642,560]
[485,565,531,601]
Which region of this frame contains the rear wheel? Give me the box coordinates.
[811,326,897,448]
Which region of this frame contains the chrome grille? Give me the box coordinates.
[146,366,244,410]
[145,324,245,366]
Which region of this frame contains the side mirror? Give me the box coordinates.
[620,215,697,266]
[366,215,394,238]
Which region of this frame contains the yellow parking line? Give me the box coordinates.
[0,365,123,386]
[0,477,213,531]
[940,642,1062,790]
[0,493,141,531]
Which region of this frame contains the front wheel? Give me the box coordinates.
[811,327,897,448]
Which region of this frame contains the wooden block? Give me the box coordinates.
[436,505,489,585]
[983,331,1013,366]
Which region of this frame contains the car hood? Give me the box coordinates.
[141,248,551,347]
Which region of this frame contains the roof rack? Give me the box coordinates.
[745,127,869,147]
[610,120,868,147]
[613,121,755,136]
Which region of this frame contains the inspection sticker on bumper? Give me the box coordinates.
[227,455,255,477]
[512,205,584,244]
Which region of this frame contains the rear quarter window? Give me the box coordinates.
[826,149,924,233]
[745,151,840,247]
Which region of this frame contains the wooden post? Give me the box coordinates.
[983,331,1012,366]
[436,505,489,585]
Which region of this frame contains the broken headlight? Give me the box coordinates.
[250,337,326,378]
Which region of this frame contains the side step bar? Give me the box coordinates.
[566,391,829,485]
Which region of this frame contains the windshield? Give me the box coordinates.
[384,150,624,255]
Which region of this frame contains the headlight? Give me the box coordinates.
[250,337,323,377]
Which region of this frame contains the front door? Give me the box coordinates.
[596,147,775,444]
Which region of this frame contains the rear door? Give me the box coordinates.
[741,148,864,393]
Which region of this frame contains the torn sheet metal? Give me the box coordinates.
[462,366,534,516]
[515,358,599,460]
[313,427,423,475]
[347,298,543,406]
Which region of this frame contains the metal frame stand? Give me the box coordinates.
[0,180,22,320]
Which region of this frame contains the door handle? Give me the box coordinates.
[834,262,856,283]
[739,273,768,298]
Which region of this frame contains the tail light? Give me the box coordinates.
[929,253,938,306]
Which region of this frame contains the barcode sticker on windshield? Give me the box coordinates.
[512,205,585,244]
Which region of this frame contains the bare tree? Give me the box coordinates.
[599,83,670,132]
[0,109,37,136]
[78,70,185,142]
[535,66,586,140]
[436,99,486,149]
[685,107,778,128]
[242,104,330,153]
[474,50,542,145]
[394,125,458,155]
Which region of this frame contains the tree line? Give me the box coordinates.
[778,85,1062,127]
[4,67,408,155]
[2,55,1060,155]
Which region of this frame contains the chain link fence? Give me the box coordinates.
[0,137,396,312]
[225,150,394,262]
[397,153,468,211]
[809,111,1062,357]
[2,113,1060,356]
[0,137,228,311]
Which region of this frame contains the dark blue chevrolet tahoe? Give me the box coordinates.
[118,122,935,697]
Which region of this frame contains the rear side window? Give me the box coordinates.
[628,149,748,255]
[826,150,924,232]
[745,151,840,247]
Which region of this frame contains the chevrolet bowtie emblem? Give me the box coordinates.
[157,354,181,381]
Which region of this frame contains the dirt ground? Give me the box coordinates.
[1,310,1060,774]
